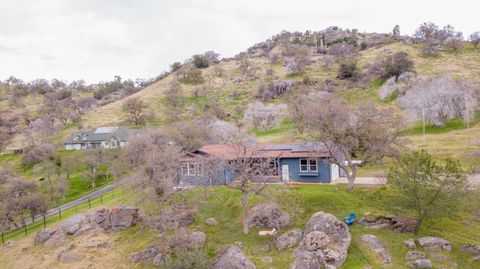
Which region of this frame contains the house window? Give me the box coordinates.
[182,162,202,176]
[300,159,309,172]
[309,159,317,172]
[299,158,318,173]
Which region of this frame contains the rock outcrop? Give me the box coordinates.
[34,206,140,248]
[290,211,351,268]
[60,214,88,235]
[205,217,218,226]
[417,237,452,251]
[463,244,480,255]
[212,246,256,269]
[406,251,426,260]
[100,206,141,232]
[408,259,432,268]
[245,203,291,229]
[34,228,55,245]
[359,215,417,233]
[130,245,160,264]
[360,234,392,264]
[169,229,207,250]
[275,229,303,251]
[404,239,416,249]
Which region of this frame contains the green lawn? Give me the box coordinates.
[0,150,117,208]
[116,185,480,269]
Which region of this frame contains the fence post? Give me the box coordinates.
[43,215,46,228]
[1,232,4,245]
[24,224,27,235]
[75,205,77,214]
[88,199,91,208]
[100,195,103,204]
[59,208,62,220]
[112,189,114,199]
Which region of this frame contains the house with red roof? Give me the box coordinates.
[179,142,345,186]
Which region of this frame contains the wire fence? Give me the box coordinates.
[1,184,129,244]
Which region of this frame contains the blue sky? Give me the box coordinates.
[0,0,478,83]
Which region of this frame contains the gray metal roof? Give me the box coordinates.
[260,142,328,152]
[65,126,138,144]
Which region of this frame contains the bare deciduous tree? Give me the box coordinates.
[243,102,287,131]
[84,148,106,189]
[301,97,404,192]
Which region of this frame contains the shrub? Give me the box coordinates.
[176,65,204,84]
[191,54,209,69]
[395,74,478,126]
[170,62,182,72]
[368,52,414,80]
[21,144,56,166]
[327,43,356,57]
[337,58,360,80]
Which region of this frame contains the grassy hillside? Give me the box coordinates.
[1,185,479,269]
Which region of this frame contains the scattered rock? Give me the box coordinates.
[74,223,96,236]
[404,239,416,249]
[463,244,480,255]
[304,231,331,251]
[234,241,245,249]
[473,255,480,261]
[417,237,452,251]
[406,251,426,260]
[130,245,159,263]
[408,259,432,268]
[94,208,109,225]
[291,211,351,268]
[58,251,83,263]
[61,214,88,235]
[80,240,110,248]
[205,217,218,226]
[261,243,270,252]
[261,256,273,263]
[430,253,449,260]
[212,246,256,269]
[152,253,164,266]
[170,229,206,250]
[359,215,417,233]
[245,203,291,229]
[275,229,303,251]
[34,228,55,245]
[363,266,373,269]
[44,228,66,247]
[176,208,197,227]
[105,206,140,232]
[361,234,392,264]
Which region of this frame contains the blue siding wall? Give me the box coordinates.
[181,165,236,186]
[279,158,331,183]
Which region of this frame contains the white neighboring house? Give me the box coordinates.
[64,126,138,150]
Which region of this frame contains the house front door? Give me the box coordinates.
[281,165,289,182]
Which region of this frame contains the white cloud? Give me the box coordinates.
[0,0,478,83]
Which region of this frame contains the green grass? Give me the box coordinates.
[254,119,296,138]
[2,185,128,242]
[0,150,119,209]
[407,112,480,135]
[120,185,479,269]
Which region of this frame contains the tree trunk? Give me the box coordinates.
[92,167,97,189]
[414,215,425,235]
[346,168,356,192]
[242,188,249,235]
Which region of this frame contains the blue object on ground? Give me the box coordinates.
[344,213,356,226]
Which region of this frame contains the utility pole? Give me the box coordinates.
[465,95,471,146]
[422,108,426,147]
